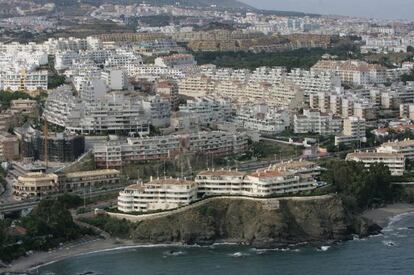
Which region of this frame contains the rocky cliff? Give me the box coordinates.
[127,196,380,247]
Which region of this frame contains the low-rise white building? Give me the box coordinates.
[294,109,342,135]
[155,53,196,69]
[13,172,59,199]
[346,151,405,176]
[377,139,414,160]
[118,178,198,213]
[195,160,321,197]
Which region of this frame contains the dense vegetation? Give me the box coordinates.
[401,69,414,83]
[322,160,402,211]
[80,215,131,239]
[0,195,91,263]
[194,45,359,70]
[48,75,66,89]
[363,51,414,68]
[246,140,300,161]
[0,166,6,195]
[0,91,32,110]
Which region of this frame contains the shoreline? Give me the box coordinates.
[1,238,138,273]
[362,203,414,228]
[3,203,414,273]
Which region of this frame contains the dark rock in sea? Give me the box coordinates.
[352,216,383,238]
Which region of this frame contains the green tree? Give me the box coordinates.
[0,91,32,110]
[22,198,81,241]
[322,160,401,210]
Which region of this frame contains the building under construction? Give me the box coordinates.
[15,123,85,163]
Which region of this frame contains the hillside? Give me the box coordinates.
[87,196,381,247]
[33,0,254,10]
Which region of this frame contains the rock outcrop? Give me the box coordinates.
[127,196,380,247]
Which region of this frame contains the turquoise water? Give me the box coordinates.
[38,213,414,275]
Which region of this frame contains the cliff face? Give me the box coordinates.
[129,196,380,247]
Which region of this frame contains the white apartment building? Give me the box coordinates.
[0,69,48,92]
[101,69,128,90]
[400,104,414,120]
[234,104,290,134]
[59,169,121,192]
[195,160,321,197]
[155,79,179,109]
[142,95,171,128]
[377,139,414,160]
[94,135,182,168]
[310,89,378,120]
[294,109,342,135]
[104,48,143,69]
[55,50,80,71]
[118,178,198,213]
[312,60,387,86]
[346,152,405,176]
[179,97,232,126]
[196,170,248,196]
[134,39,184,56]
[335,116,367,146]
[129,65,184,80]
[118,160,322,212]
[78,79,108,103]
[154,53,197,69]
[44,88,151,135]
[79,93,151,134]
[178,66,335,107]
[93,131,248,168]
[178,75,214,97]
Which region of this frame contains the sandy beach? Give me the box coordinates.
[0,237,138,274]
[363,203,414,227]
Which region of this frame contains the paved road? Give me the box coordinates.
[0,187,125,214]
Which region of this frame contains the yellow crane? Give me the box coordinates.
[43,120,48,169]
[19,69,27,91]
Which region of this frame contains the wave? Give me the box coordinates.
[387,211,414,228]
[352,235,367,241]
[228,252,250,257]
[250,247,301,255]
[316,246,330,252]
[163,250,187,257]
[382,240,397,247]
[211,242,239,246]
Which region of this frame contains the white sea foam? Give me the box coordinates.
[382,240,397,247]
[316,246,330,252]
[387,211,414,228]
[163,250,187,256]
[251,247,301,254]
[228,252,250,257]
[209,242,239,249]
[352,235,367,241]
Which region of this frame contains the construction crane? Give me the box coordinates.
[19,69,27,91]
[43,120,48,169]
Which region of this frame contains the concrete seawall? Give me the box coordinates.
[107,195,333,222]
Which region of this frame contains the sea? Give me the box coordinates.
[37,212,414,275]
